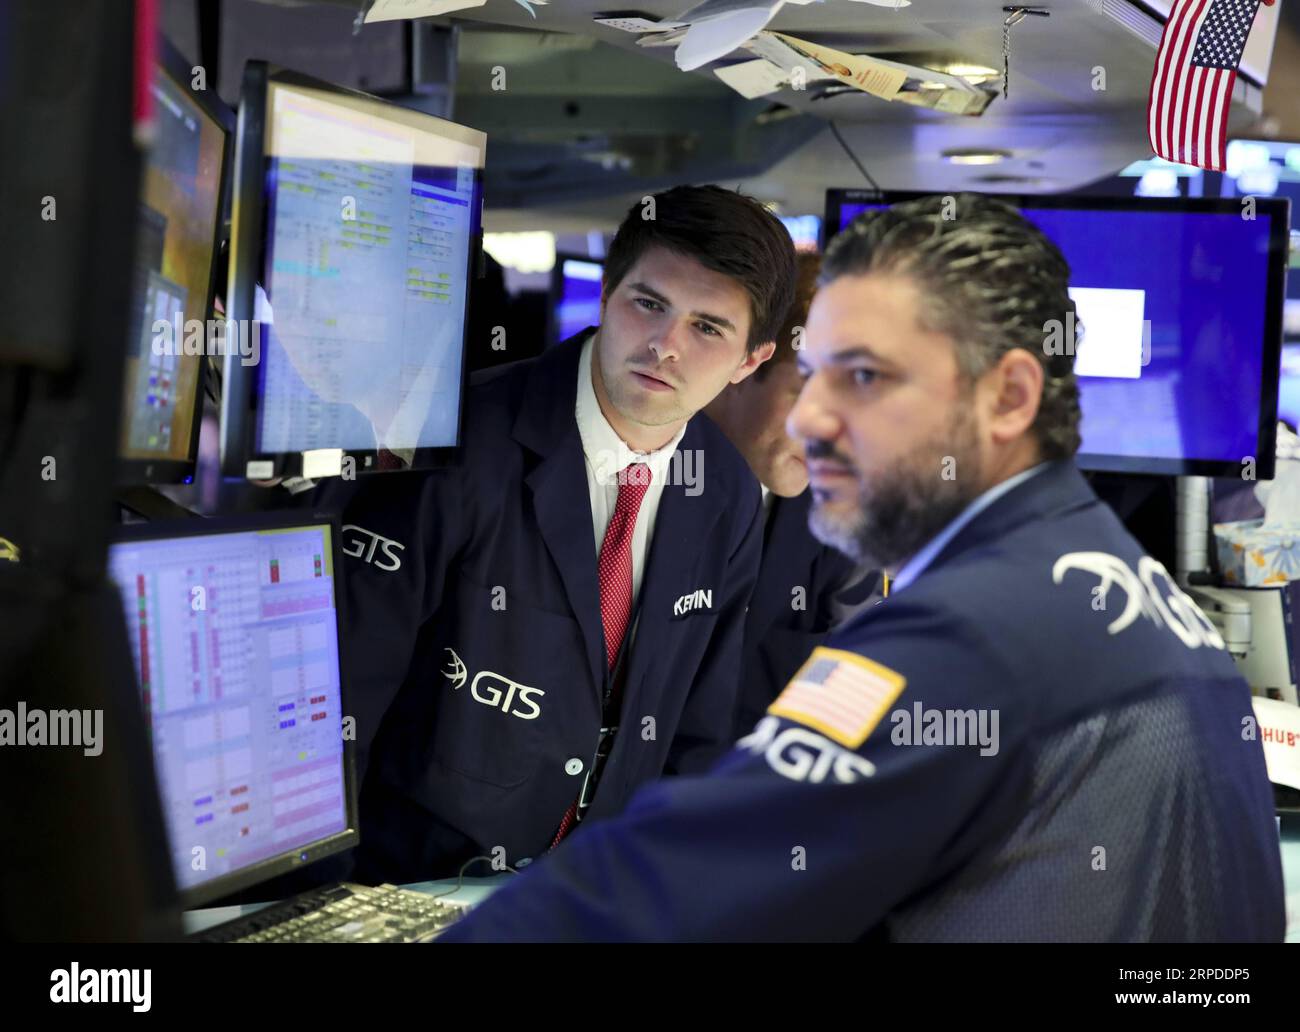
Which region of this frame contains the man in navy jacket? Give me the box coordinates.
[440,194,1285,941]
[323,186,794,882]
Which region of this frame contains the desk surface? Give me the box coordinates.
[186,823,1300,941]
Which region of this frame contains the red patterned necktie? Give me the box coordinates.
[551,462,651,848]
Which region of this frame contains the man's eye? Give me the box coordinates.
[852,368,878,387]
[695,321,721,337]
[635,297,663,313]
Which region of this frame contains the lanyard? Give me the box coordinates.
[578,597,643,818]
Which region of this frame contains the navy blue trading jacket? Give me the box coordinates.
[441,461,1286,941]
[320,331,764,882]
[735,489,862,736]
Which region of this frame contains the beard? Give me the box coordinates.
[807,398,984,570]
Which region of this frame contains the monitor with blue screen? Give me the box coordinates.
[550,255,604,347]
[107,514,358,908]
[823,190,1290,478]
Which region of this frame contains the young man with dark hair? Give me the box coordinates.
[442,194,1284,941]
[704,252,873,735]
[319,184,794,883]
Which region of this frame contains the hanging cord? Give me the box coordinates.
[1001,7,1051,101]
[830,120,881,192]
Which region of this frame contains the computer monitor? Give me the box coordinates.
[823,190,1290,479]
[1214,139,1300,341]
[106,513,358,908]
[118,37,234,485]
[778,213,822,253]
[549,255,604,347]
[221,62,487,480]
[1278,344,1300,432]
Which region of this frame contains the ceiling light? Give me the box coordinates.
[942,148,1012,165]
[483,232,556,274]
[944,64,999,84]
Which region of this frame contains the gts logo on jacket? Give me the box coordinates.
[1052,551,1225,650]
[442,648,544,720]
[341,524,404,571]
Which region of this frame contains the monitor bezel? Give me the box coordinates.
[548,252,605,349]
[117,35,235,488]
[822,189,1290,480]
[109,510,360,910]
[220,61,486,481]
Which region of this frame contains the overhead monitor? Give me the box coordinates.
[118,37,233,485]
[221,63,486,479]
[106,513,357,908]
[824,189,1290,479]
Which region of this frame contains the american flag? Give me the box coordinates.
[768,648,905,749]
[1147,0,1271,172]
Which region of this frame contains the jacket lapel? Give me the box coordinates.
[620,419,715,711]
[748,492,813,632]
[513,333,607,694]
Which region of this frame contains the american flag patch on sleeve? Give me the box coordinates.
[768,646,907,749]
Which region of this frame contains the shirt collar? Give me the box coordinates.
[889,462,1051,594]
[576,331,686,485]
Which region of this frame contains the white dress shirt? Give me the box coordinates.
[575,332,687,605]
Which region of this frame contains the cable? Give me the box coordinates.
[426,854,520,901]
[829,121,880,192]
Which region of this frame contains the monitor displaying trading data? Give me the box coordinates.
[550,256,604,346]
[119,41,231,483]
[221,64,486,479]
[107,518,356,905]
[824,191,1289,478]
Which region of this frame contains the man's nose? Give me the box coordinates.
[787,371,841,446]
[648,318,690,364]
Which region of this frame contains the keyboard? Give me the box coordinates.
[194,883,472,943]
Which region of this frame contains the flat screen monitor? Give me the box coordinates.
[549,255,604,347]
[106,513,357,908]
[118,37,233,485]
[823,189,1290,478]
[1278,344,1300,431]
[221,63,486,480]
[1214,139,1300,341]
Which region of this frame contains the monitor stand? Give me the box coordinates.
[116,486,201,522]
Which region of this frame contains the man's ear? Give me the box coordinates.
[986,348,1044,447]
[730,341,776,385]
